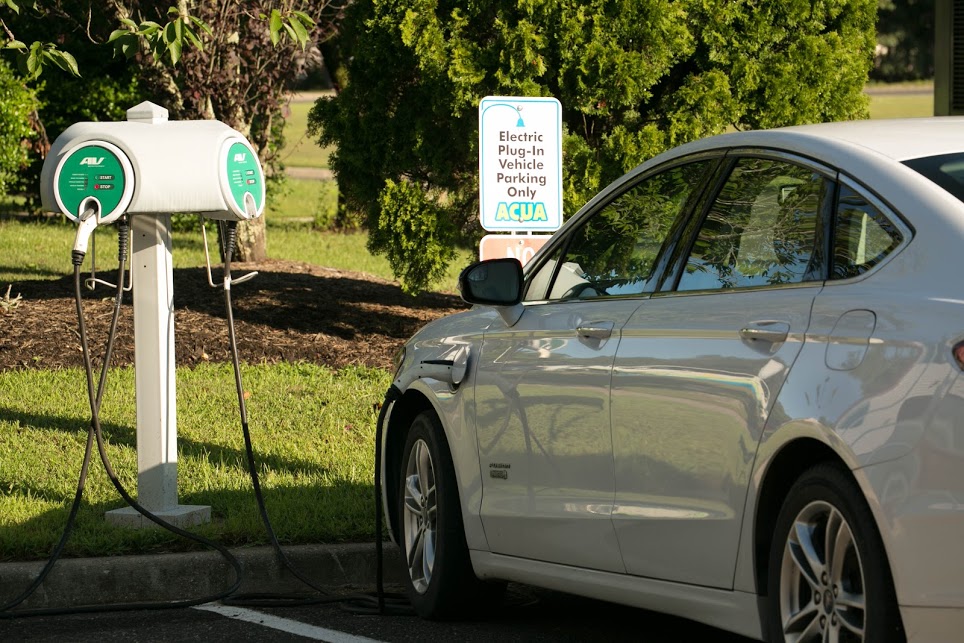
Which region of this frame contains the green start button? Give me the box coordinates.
[222,139,265,219]
[54,141,134,222]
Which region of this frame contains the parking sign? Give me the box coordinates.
[479,96,562,232]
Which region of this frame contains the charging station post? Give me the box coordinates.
[41,101,266,529]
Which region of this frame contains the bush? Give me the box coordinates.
[311,0,876,295]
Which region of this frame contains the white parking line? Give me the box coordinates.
[193,604,385,643]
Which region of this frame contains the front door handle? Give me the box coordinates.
[577,321,614,339]
[740,321,790,344]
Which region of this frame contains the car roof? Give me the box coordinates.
[667,117,964,163]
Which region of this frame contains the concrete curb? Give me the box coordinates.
[0,543,402,611]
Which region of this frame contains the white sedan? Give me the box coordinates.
[379,118,964,642]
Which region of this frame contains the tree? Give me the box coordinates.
[0,57,38,197]
[2,1,340,260]
[310,0,876,294]
[99,1,339,260]
[873,0,933,81]
[2,2,145,205]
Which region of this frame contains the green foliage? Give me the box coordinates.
[3,39,79,79]
[0,58,37,197]
[108,7,213,66]
[1,3,146,208]
[374,179,456,294]
[311,0,876,294]
[265,8,315,49]
[1,1,80,79]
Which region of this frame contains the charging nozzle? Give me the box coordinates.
[72,198,100,266]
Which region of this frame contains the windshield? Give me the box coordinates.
[903,152,964,203]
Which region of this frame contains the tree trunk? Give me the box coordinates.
[234,215,267,262]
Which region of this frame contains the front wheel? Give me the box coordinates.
[397,410,503,618]
[767,464,904,642]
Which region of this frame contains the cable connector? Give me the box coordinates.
[71,200,100,265]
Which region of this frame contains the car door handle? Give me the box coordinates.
[740,322,790,344]
[577,321,614,339]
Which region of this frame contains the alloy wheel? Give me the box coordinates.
[779,500,866,642]
[402,437,437,594]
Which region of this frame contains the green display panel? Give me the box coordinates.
[223,140,265,217]
[55,143,132,221]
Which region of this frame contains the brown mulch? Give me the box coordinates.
[0,259,469,372]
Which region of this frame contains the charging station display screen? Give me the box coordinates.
[223,140,265,218]
[56,144,131,220]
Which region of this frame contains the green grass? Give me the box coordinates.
[268,177,337,224]
[0,218,212,286]
[0,363,390,560]
[268,225,475,292]
[278,100,334,169]
[867,91,933,119]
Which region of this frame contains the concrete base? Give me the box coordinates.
[105,504,211,529]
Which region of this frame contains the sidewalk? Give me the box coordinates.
[0,543,401,611]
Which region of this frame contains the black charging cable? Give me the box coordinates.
[1,215,245,619]
[215,220,411,615]
[1,211,127,616]
[3,213,413,619]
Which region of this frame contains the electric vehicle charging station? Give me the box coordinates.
[40,101,266,529]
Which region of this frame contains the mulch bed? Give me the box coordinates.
[0,259,469,372]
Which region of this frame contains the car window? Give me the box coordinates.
[831,184,903,279]
[526,161,710,302]
[903,152,964,203]
[677,157,828,291]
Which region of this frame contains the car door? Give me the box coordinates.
[610,154,833,587]
[475,159,715,572]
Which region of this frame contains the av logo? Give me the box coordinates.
[79,157,105,166]
[233,153,247,163]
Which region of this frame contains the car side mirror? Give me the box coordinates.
[459,258,524,307]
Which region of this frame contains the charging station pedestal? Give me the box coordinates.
[41,101,266,529]
[109,211,205,529]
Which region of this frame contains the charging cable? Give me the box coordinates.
[1,203,111,615]
[215,220,411,615]
[1,212,245,619]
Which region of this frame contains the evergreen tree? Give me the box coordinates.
[311,0,877,294]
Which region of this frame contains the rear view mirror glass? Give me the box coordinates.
[459,258,524,306]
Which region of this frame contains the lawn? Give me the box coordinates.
[0,209,473,294]
[867,88,933,119]
[0,363,390,559]
[278,99,334,169]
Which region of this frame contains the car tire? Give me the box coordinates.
[397,409,503,618]
[767,464,904,642]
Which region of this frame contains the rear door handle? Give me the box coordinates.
[577,321,615,339]
[740,321,790,344]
